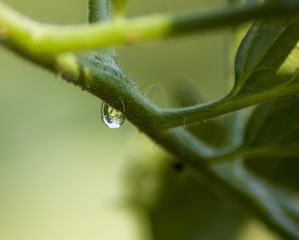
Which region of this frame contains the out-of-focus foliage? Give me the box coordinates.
[126,155,246,240]
[124,140,282,240]
[243,98,299,189]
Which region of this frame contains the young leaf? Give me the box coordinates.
[242,98,299,189]
[231,15,299,98]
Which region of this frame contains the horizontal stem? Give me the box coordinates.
[1,1,299,55]
[208,143,299,165]
[159,83,299,130]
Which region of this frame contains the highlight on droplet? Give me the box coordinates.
[101,102,125,129]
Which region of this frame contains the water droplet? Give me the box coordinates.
[101,102,125,129]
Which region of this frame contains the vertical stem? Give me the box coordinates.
[88,0,111,23]
[88,0,115,57]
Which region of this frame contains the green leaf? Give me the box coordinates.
[231,15,299,98]
[242,98,299,189]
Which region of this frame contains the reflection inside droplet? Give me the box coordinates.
[101,102,125,129]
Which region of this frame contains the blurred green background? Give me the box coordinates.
[0,0,281,239]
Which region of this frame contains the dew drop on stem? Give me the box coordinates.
[101,102,125,129]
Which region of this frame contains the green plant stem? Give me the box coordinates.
[89,0,110,23]
[209,161,299,240]
[2,1,299,131]
[208,143,299,165]
[88,0,115,57]
[156,129,299,240]
[159,80,299,130]
[1,1,299,239]
[1,1,299,55]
